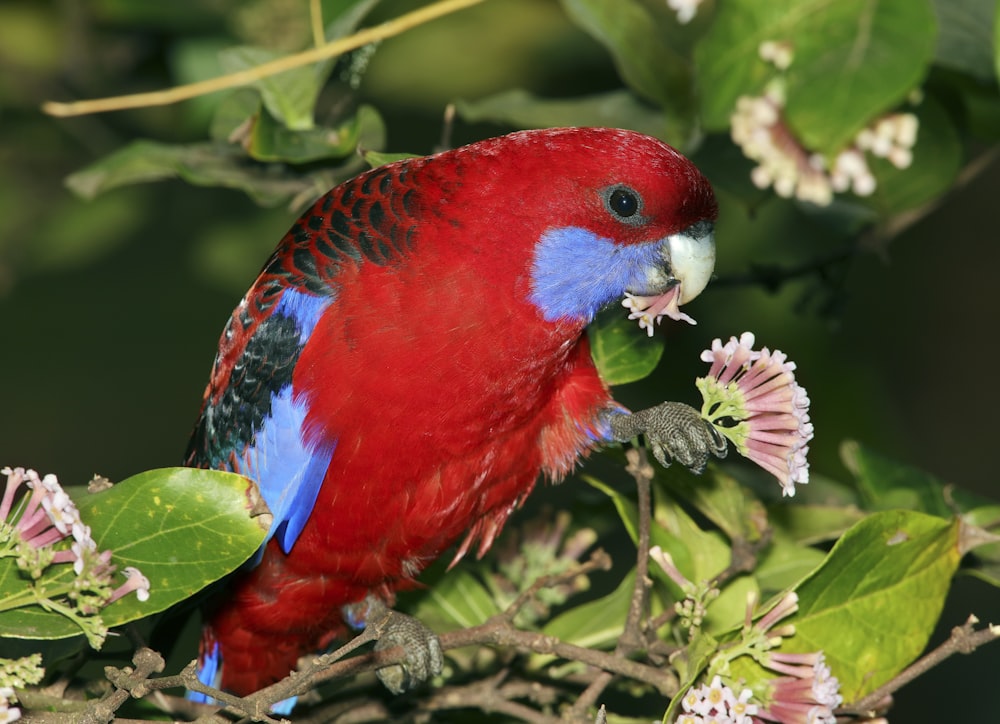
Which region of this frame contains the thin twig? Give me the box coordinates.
[567,447,657,720]
[840,615,1000,717]
[41,0,486,117]
[309,0,326,49]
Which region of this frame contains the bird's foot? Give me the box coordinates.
[344,595,443,694]
[609,401,727,472]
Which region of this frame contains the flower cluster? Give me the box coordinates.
[696,333,813,496]
[0,655,42,724]
[676,675,758,724]
[756,651,843,724]
[490,509,597,627]
[1,467,150,648]
[666,0,705,25]
[730,43,919,206]
[741,593,843,724]
[0,689,19,724]
[622,286,695,337]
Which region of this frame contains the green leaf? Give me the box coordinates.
[841,440,990,516]
[996,0,1000,78]
[65,139,348,207]
[455,89,667,138]
[656,465,768,544]
[248,104,385,164]
[962,506,1000,583]
[767,502,865,546]
[214,0,378,133]
[540,570,635,655]
[413,568,499,631]
[787,509,961,702]
[588,309,665,386]
[754,534,827,595]
[0,468,269,641]
[586,473,730,593]
[932,0,998,79]
[559,0,697,147]
[218,46,322,131]
[696,0,938,154]
[583,475,640,543]
[209,89,261,142]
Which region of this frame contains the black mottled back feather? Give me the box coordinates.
[185,158,425,470]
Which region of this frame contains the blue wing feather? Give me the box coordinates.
[187,288,335,557]
[239,384,335,554]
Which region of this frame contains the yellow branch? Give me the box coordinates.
[309,0,326,49]
[42,0,486,118]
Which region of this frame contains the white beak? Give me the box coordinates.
[666,221,716,304]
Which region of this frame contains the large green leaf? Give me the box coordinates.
[696,0,938,155]
[559,0,697,148]
[786,509,961,702]
[64,139,368,208]
[413,568,499,631]
[0,468,269,642]
[219,46,322,131]
[588,309,665,386]
[248,104,386,164]
[540,570,635,655]
[216,0,379,132]
[66,140,314,206]
[932,0,998,79]
[841,441,990,516]
[656,466,768,544]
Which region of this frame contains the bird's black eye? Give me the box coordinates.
[605,186,642,221]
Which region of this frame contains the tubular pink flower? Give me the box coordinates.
[0,467,26,522]
[756,650,842,724]
[696,334,814,496]
[754,592,799,635]
[107,566,151,604]
[623,287,695,336]
[650,545,695,592]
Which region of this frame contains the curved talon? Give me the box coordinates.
[373,609,443,694]
[610,401,727,473]
[348,595,443,694]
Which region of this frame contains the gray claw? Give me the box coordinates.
[610,401,727,473]
[358,597,442,694]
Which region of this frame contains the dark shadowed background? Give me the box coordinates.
[1,0,998,719]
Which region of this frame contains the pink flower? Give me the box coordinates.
[696,333,813,496]
[623,287,696,336]
[107,566,151,604]
[755,651,842,724]
[2,466,150,609]
[0,687,21,723]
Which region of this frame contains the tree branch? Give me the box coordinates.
[41,0,487,117]
[840,615,1000,717]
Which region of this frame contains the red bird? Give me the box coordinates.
[185,127,724,699]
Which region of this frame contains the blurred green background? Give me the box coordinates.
[1,0,998,718]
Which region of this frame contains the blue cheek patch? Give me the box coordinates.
[241,385,336,555]
[529,227,662,323]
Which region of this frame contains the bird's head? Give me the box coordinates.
[452,127,717,329]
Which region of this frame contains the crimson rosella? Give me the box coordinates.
[185,127,725,699]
